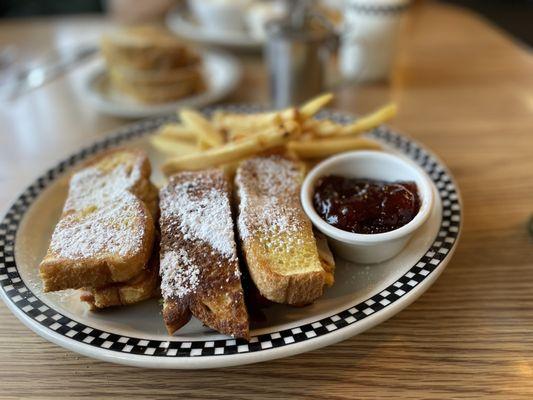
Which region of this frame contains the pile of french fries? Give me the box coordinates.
[153,93,397,176]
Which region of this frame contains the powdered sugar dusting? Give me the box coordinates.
[159,170,241,300]
[50,154,146,260]
[160,249,200,299]
[65,163,140,210]
[160,172,236,259]
[50,191,143,259]
[236,155,305,245]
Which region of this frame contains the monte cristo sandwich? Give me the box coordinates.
[39,149,159,309]
[159,169,249,339]
[236,154,335,306]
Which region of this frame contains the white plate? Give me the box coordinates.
[166,8,263,50]
[0,108,462,369]
[84,51,242,118]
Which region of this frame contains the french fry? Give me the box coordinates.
[278,107,299,123]
[156,93,396,175]
[221,113,283,142]
[196,140,211,151]
[213,111,282,131]
[213,109,302,142]
[150,135,199,156]
[221,161,240,178]
[287,136,381,159]
[337,103,397,136]
[162,126,293,175]
[302,119,344,137]
[299,93,333,119]
[229,115,302,142]
[304,103,397,138]
[157,123,197,141]
[179,108,224,148]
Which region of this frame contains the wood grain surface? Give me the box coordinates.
[1,2,532,399]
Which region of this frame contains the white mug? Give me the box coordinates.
[340,0,410,82]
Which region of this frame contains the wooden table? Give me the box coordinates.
[1,2,532,398]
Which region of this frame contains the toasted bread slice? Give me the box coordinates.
[109,72,204,104]
[314,230,335,287]
[80,246,160,310]
[40,149,156,292]
[101,26,200,71]
[109,63,203,86]
[236,155,327,306]
[159,170,249,339]
[101,26,204,104]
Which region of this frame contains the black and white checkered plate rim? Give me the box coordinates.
[0,107,461,360]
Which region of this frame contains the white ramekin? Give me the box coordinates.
[301,151,434,264]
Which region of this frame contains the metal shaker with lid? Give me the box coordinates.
[265,0,338,108]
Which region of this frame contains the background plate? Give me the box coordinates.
[84,50,242,118]
[0,108,461,369]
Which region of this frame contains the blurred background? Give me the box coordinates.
[0,0,531,114]
[0,0,533,46]
[0,2,532,389]
[0,0,532,179]
[0,0,531,47]
[1,1,532,392]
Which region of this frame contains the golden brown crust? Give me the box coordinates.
[40,149,156,292]
[101,26,204,104]
[109,75,203,104]
[42,261,114,293]
[101,26,200,71]
[159,170,249,339]
[236,155,327,306]
[314,230,335,287]
[160,235,249,339]
[241,240,325,306]
[189,288,249,339]
[80,244,160,310]
[109,63,203,86]
[162,300,192,335]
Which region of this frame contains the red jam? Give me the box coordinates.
[313,175,420,234]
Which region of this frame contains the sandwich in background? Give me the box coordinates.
[101,26,205,104]
[159,169,249,339]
